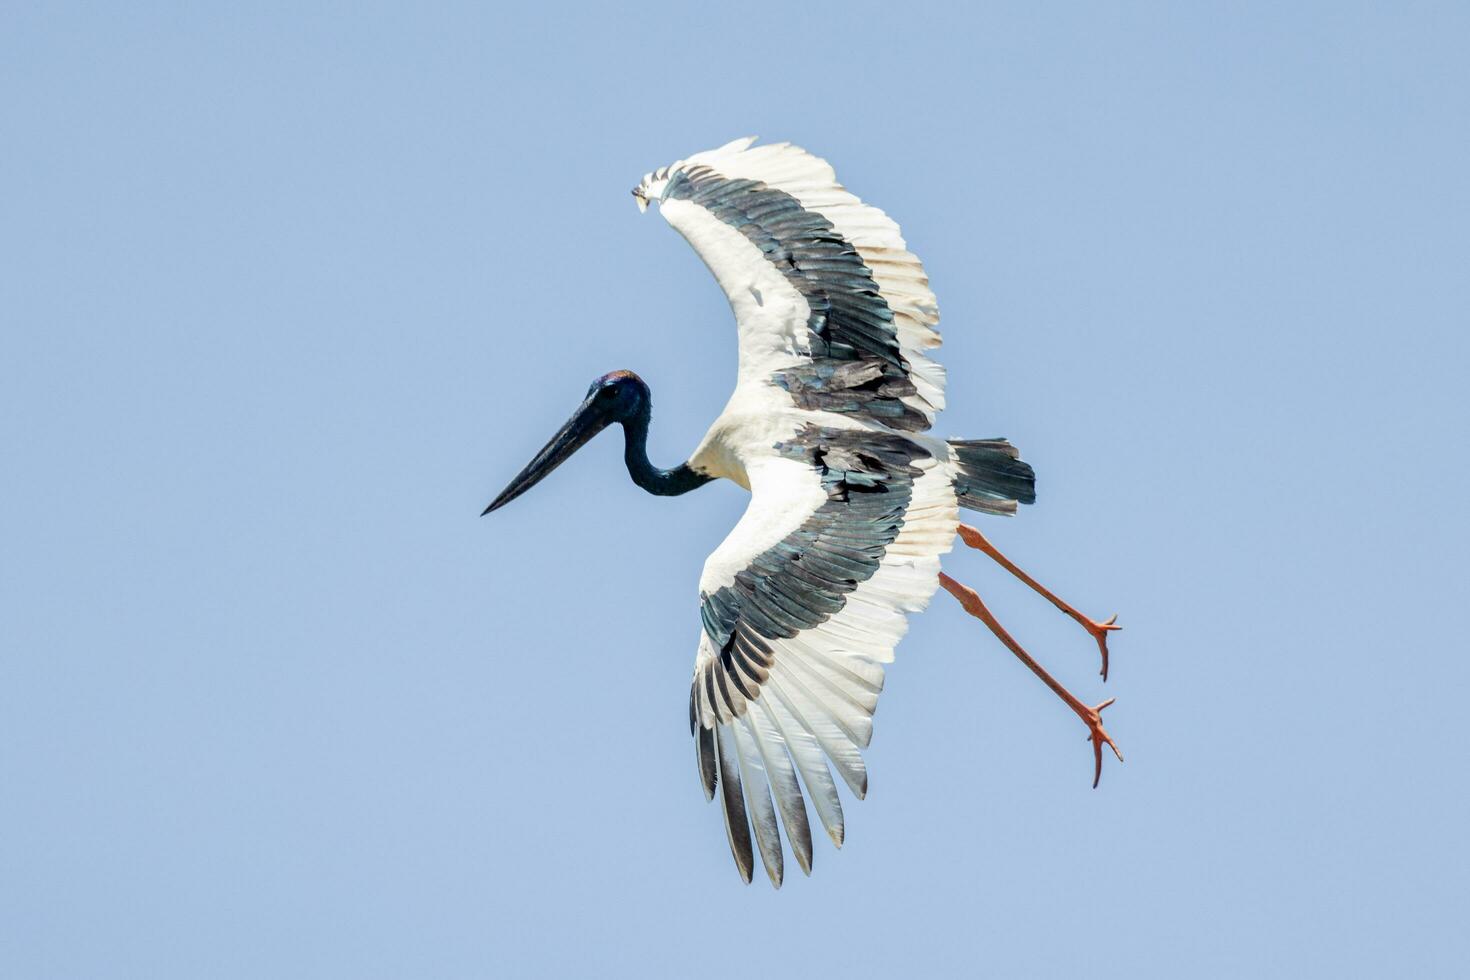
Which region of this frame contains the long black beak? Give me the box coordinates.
[482,395,610,515]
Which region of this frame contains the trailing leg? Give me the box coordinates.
[956,523,1121,681]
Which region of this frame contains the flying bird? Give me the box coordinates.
[484,138,1122,886]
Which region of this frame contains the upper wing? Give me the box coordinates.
[688,425,958,886]
[636,138,944,432]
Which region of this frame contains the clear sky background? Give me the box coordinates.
[4,3,1468,977]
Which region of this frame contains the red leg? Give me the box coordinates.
[938,572,1122,787]
[957,523,1121,681]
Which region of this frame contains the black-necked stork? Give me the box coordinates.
[484,138,1122,887]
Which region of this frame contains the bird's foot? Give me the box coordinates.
[1076,697,1123,788]
[1086,615,1122,682]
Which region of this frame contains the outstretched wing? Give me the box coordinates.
[689,426,958,886]
[636,138,944,432]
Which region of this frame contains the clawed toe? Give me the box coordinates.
[1081,697,1123,788]
[1088,615,1122,681]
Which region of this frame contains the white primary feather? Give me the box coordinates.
[732,716,783,887]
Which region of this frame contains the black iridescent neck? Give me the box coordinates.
[620,407,712,497]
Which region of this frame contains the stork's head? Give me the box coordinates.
[482,371,650,514]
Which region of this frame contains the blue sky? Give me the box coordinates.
[4,3,1467,977]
